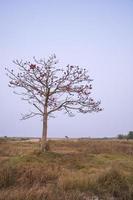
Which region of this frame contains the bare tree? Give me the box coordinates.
[6,54,102,151]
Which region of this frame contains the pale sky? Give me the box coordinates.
[0,0,133,138]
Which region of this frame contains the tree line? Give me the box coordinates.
[117,131,133,140]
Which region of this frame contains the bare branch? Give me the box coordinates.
[33,103,43,114]
[20,112,42,120]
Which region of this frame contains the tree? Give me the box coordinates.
[6,54,102,151]
[117,134,126,140]
[127,131,133,140]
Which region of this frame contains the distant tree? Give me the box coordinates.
[65,136,69,140]
[117,134,126,140]
[6,54,102,151]
[127,131,133,140]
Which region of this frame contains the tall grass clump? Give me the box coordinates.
[58,170,93,192]
[0,165,16,189]
[93,167,131,199]
[17,164,60,187]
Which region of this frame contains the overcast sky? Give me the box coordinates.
[0,0,133,138]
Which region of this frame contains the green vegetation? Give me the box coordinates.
[127,131,133,140]
[117,131,133,140]
[0,139,133,199]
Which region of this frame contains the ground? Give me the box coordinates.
[0,138,133,200]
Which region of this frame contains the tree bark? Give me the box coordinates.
[41,106,48,152]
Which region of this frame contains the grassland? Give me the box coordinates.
[0,138,133,200]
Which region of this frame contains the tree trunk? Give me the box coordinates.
[41,108,48,152]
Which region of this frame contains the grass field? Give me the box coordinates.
[0,138,133,200]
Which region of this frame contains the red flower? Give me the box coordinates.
[30,64,36,69]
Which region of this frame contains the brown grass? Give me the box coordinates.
[0,139,133,199]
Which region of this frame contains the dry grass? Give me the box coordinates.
[0,138,133,199]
